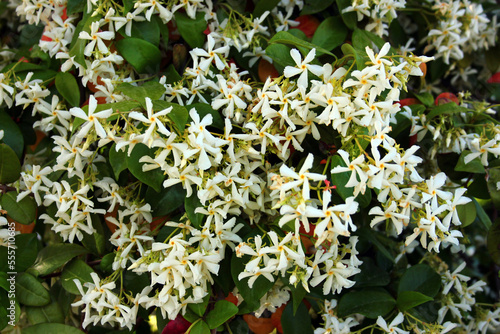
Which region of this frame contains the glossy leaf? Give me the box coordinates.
[81,215,107,255]
[174,11,206,48]
[354,257,390,288]
[26,299,65,324]
[129,19,160,46]
[269,31,334,56]
[205,300,238,329]
[455,150,485,174]
[427,102,470,120]
[187,294,210,317]
[398,264,441,298]
[146,184,186,217]
[414,92,434,107]
[116,81,166,105]
[473,198,492,230]
[12,233,38,272]
[281,301,313,334]
[109,143,129,180]
[487,168,500,207]
[487,219,500,265]
[55,72,80,107]
[336,0,357,29]
[0,110,24,159]
[22,323,84,334]
[185,193,204,228]
[337,287,396,318]
[127,143,164,193]
[61,259,94,295]
[254,0,281,16]
[30,244,88,277]
[190,320,210,334]
[67,0,85,15]
[152,100,189,133]
[265,44,294,71]
[1,191,36,225]
[0,143,21,183]
[302,0,335,15]
[397,291,433,312]
[456,200,477,228]
[311,16,347,53]
[115,38,161,74]
[16,273,50,306]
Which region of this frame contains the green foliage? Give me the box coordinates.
[174,12,207,48]
[30,244,88,277]
[0,144,21,183]
[337,288,396,318]
[1,191,37,225]
[115,38,162,74]
[55,72,80,107]
[61,259,95,295]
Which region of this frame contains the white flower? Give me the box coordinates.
[284,48,323,88]
[78,22,114,56]
[376,313,408,334]
[129,97,171,147]
[70,95,113,138]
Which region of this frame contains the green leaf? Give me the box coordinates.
[30,244,88,277]
[341,43,365,70]
[1,191,36,225]
[55,72,80,107]
[427,102,469,120]
[230,254,274,313]
[336,0,357,29]
[20,24,44,47]
[61,259,94,295]
[163,64,182,84]
[174,11,207,49]
[473,198,492,230]
[0,272,8,291]
[414,92,434,107]
[265,44,294,72]
[0,110,24,159]
[454,150,486,174]
[269,31,334,56]
[0,144,21,183]
[15,273,50,306]
[146,183,186,217]
[152,100,189,133]
[69,13,102,67]
[253,0,281,16]
[67,0,86,15]
[301,0,335,15]
[398,264,441,298]
[188,103,224,130]
[13,234,39,272]
[109,143,129,180]
[127,143,164,193]
[397,291,433,312]
[456,200,477,228]
[357,227,395,263]
[115,38,161,74]
[189,320,210,334]
[352,29,395,54]
[487,219,500,265]
[185,194,204,228]
[337,287,396,318]
[354,257,390,288]
[129,19,160,46]
[487,168,500,207]
[117,81,166,105]
[281,301,313,334]
[187,294,210,317]
[100,253,115,274]
[26,299,65,324]
[468,174,490,200]
[22,323,84,334]
[205,300,238,329]
[311,16,347,53]
[330,155,372,208]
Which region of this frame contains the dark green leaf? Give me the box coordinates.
[352,29,394,54]
[265,44,294,72]
[253,0,281,17]
[109,143,129,180]
[231,254,274,313]
[163,64,182,84]
[357,227,395,263]
[205,300,238,329]
[337,287,396,318]
[0,144,21,183]
[23,323,84,334]
[454,150,485,174]
[174,11,207,48]
[0,110,24,158]
[20,24,44,47]
[336,0,357,29]
[190,320,210,334]
[341,43,365,70]
[468,174,490,200]
[330,155,372,208]
[1,191,36,225]
[473,197,492,230]
[67,0,86,15]
[487,219,500,265]
[487,168,500,207]
[69,13,102,67]
[61,259,94,295]
[115,38,161,74]
[398,264,441,298]
[30,244,88,277]
[281,301,313,334]
[301,0,335,15]
[456,200,477,228]
[55,72,80,107]
[152,100,189,133]
[427,102,469,120]
[100,253,115,274]
[311,17,347,53]
[187,294,210,317]
[127,143,164,192]
[269,31,334,56]
[354,257,390,288]
[185,194,204,228]
[13,234,38,272]
[26,299,65,324]
[16,273,50,306]
[129,19,160,46]
[397,291,433,312]
[146,183,186,217]
[117,81,166,105]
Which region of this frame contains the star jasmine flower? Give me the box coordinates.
[78,22,114,56]
[70,95,113,139]
[284,48,323,88]
[129,97,171,147]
